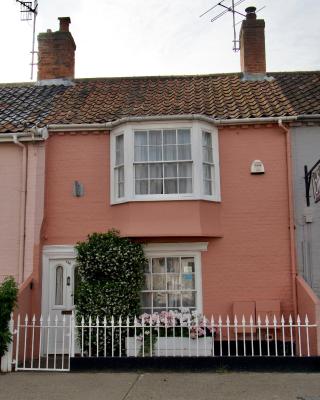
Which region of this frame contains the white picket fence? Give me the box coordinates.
[2,312,318,372]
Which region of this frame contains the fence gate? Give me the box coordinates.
[13,314,74,371]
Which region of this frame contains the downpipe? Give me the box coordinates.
[12,135,28,284]
[278,119,298,319]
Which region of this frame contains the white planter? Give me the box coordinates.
[126,336,213,356]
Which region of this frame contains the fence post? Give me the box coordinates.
[1,313,14,372]
[71,312,75,357]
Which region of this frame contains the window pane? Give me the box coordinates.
[163,130,176,144]
[163,145,177,161]
[153,292,166,308]
[143,274,151,290]
[144,261,150,273]
[115,135,124,166]
[179,178,192,194]
[203,164,212,180]
[55,266,63,306]
[164,163,177,178]
[141,292,151,307]
[182,274,195,290]
[168,292,181,308]
[150,163,163,178]
[202,131,212,147]
[164,179,178,194]
[152,258,165,273]
[134,146,148,162]
[178,163,192,177]
[167,274,180,290]
[115,166,125,198]
[203,148,213,163]
[182,292,196,307]
[149,146,162,161]
[178,129,190,144]
[204,180,212,196]
[178,144,191,160]
[202,131,213,163]
[149,130,162,145]
[181,258,195,273]
[135,164,148,179]
[150,179,163,194]
[135,131,148,145]
[118,183,124,198]
[135,180,148,194]
[118,166,124,181]
[167,257,180,272]
[153,275,166,290]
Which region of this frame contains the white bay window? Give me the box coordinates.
[111,121,220,204]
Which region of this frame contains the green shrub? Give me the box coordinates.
[0,277,18,357]
[75,230,146,355]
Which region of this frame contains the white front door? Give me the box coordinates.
[42,257,77,354]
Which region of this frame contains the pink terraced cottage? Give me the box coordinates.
[1,8,320,357]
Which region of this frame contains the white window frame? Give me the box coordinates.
[142,242,208,313]
[110,121,220,204]
[112,130,125,200]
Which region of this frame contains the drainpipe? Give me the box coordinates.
[278,119,298,319]
[12,135,28,284]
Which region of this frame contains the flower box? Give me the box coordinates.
[126,336,214,356]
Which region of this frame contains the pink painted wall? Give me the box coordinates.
[0,141,45,321]
[0,144,22,282]
[43,125,294,317]
[296,275,320,355]
[202,126,293,317]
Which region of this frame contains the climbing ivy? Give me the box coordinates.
[75,229,146,355]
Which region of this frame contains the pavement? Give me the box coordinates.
[1,372,320,400]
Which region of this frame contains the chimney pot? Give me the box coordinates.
[58,17,71,32]
[245,6,257,19]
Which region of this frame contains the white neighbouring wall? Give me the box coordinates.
[291,125,320,298]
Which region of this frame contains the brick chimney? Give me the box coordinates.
[37,17,76,82]
[239,7,266,79]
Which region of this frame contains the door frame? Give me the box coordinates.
[42,245,76,318]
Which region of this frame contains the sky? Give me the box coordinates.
[1,0,320,83]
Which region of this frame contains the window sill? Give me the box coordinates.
[111,195,219,205]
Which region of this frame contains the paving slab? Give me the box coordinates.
[0,372,320,400]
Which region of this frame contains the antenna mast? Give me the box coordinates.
[16,0,38,80]
[200,0,246,52]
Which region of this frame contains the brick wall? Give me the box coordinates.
[240,8,266,75]
[37,17,76,80]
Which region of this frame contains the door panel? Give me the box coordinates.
[44,259,76,354]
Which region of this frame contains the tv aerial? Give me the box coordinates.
[200,1,265,52]
[15,0,38,80]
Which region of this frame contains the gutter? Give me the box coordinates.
[47,115,299,132]
[0,127,48,142]
[4,115,320,135]
[278,119,298,319]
